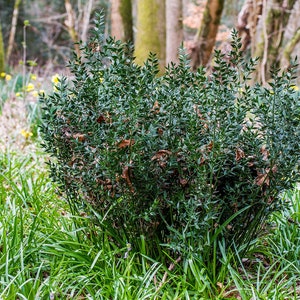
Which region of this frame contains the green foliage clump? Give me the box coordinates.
[40,15,300,255]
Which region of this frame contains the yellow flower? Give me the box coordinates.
[51,73,60,84]
[16,92,22,97]
[39,89,45,95]
[99,77,104,83]
[291,85,299,91]
[20,129,33,139]
[25,83,35,92]
[31,90,39,97]
[30,74,37,81]
[0,72,6,78]
[5,74,12,81]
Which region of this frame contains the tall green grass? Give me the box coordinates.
[0,149,299,299]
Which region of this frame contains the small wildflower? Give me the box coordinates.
[25,83,35,92]
[99,77,104,83]
[5,74,12,81]
[51,73,60,85]
[39,89,45,95]
[20,129,33,139]
[31,90,39,97]
[1,72,6,78]
[16,92,22,97]
[291,85,299,91]
[30,74,37,81]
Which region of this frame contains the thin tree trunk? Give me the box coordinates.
[190,0,225,69]
[166,0,183,65]
[281,26,300,69]
[254,0,297,82]
[0,23,5,73]
[81,0,94,43]
[111,0,133,41]
[6,0,22,63]
[237,0,263,54]
[134,0,165,72]
[65,0,80,57]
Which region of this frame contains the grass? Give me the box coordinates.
[0,145,299,299]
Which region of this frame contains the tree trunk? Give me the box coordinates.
[0,23,5,73]
[254,0,297,83]
[134,0,166,73]
[6,0,22,63]
[190,0,225,70]
[166,0,183,65]
[64,0,80,57]
[237,0,263,55]
[81,0,94,43]
[281,26,300,69]
[111,0,133,41]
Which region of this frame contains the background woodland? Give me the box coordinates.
[1,0,300,84]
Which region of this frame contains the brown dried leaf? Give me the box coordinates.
[117,139,135,149]
[96,115,106,123]
[151,100,160,113]
[121,165,134,193]
[151,150,172,161]
[255,165,277,187]
[157,128,163,135]
[207,141,214,152]
[199,156,206,166]
[255,172,269,186]
[235,148,245,161]
[179,178,188,187]
[73,133,86,142]
[260,145,269,161]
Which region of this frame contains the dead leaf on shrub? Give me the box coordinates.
[96,115,106,123]
[260,145,269,161]
[255,172,269,186]
[151,100,160,113]
[235,148,245,161]
[157,128,163,135]
[255,166,277,186]
[117,139,135,149]
[207,141,213,152]
[179,178,188,187]
[199,156,206,166]
[73,133,86,142]
[151,150,172,161]
[121,165,134,193]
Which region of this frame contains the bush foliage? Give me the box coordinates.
[40,15,300,254]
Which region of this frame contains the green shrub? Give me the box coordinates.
[40,15,300,256]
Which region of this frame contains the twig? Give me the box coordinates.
[156,256,181,290]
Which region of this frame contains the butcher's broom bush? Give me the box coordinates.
[40,14,300,257]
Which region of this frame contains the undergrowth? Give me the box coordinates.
[0,149,299,299]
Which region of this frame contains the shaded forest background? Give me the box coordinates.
[1,0,300,84]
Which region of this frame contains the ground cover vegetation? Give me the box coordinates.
[0,14,300,300]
